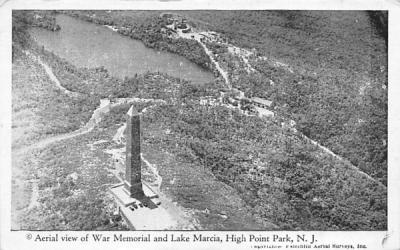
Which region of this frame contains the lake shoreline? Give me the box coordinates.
[30,13,215,85]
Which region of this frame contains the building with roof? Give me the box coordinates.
[251,97,273,109]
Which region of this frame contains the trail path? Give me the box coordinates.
[299,133,386,188]
[172,29,231,88]
[15,51,165,156]
[171,26,386,189]
[13,98,110,156]
[14,52,175,226]
[24,51,79,98]
[19,37,386,201]
[105,104,197,230]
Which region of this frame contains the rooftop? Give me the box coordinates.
[251,97,273,107]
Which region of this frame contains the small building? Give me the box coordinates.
[251,97,273,109]
[255,106,274,118]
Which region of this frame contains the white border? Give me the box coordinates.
[1,1,399,250]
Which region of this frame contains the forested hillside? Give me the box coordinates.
[99,81,387,230]
[58,10,387,184]
[11,10,387,230]
[179,10,388,184]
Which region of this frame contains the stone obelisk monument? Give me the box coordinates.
[124,106,144,198]
[110,105,165,229]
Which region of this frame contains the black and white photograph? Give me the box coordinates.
[2,1,400,249]
[9,8,389,232]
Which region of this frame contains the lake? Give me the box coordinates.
[30,14,214,84]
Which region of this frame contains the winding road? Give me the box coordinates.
[171,25,386,189]
[18,36,386,192]
[14,51,173,223]
[15,51,165,156]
